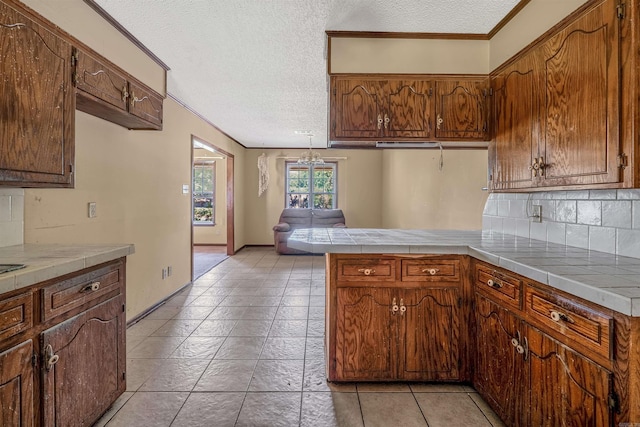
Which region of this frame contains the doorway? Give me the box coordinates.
[191,136,235,280]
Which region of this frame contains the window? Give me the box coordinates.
[286,162,336,209]
[193,162,215,224]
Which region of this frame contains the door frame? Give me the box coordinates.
[190,135,235,280]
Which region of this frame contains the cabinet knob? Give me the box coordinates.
[511,338,519,348]
[81,281,101,292]
[487,279,503,289]
[377,114,383,130]
[436,114,443,130]
[384,114,390,129]
[399,298,406,315]
[516,344,525,354]
[528,157,546,177]
[391,297,399,313]
[44,344,59,372]
[121,85,129,102]
[357,268,374,276]
[550,310,574,324]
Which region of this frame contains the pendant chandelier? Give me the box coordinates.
[297,134,324,165]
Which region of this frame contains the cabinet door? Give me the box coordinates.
[434,79,488,140]
[527,325,612,427]
[490,52,541,190]
[400,287,460,380]
[331,78,383,139]
[41,296,125,427]
[0,340,34,427]
[384,80,433,139]
[474,293,526,426]
[335,287,395,380]
[0,1,74,187]
[539,0,621,187]
[128,81,163,129]
[75,50,128,113]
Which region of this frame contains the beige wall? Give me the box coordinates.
[381,150,489,230]
[193,148,227,245]
[489,0,589,70]
[20,0,245,320]
[330,38,489,74]
[243,149,384,245]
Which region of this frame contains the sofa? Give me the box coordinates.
[273,208,346,254]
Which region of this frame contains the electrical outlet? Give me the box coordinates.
[88,202,97,218]
[532,205,542,223]
[167,266,172,277]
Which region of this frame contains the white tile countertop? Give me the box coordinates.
[288,228,640,316]
[0,244,135,295]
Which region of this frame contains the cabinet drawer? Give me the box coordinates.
[0,291,33,342]
[474,264,521,309]
[336,258,395,283]
[42,263,122,322]
[525,286,613,360]
[401,259,460,282]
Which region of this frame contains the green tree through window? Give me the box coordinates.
[193,163,215,224]
[286,162,336,209]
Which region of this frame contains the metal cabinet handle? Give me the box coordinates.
[384,114,390,129]
[399,298,406,315]
[44,344,59,372]
[82,281,101,292]
[357,268,374,276]
[421,268,439,275]
[487,279,503,289]
[550,310,574,324]
[528,157,546,177]
[121,85,129,102]
[377,114,383,130]
[436,114,443,130]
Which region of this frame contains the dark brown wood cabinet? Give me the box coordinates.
[0,0,74,188]
[0,258,126,427]
[75,49,163,130]
[475,293,525,426]
[329,254,465,382]
[434,79,489,141]
[41,296,125,427]
[330,76,489,146]
[472,261,614,427]
[490,0,623,191]
[0,340,34,426]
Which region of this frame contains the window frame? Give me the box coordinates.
[285,161,337,210]
[192,161,216,226]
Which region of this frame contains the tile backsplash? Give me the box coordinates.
[0,189,24,247]
[483,189,640,259]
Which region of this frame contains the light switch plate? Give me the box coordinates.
[88,202,97,218]
[532,205,542,223]
[182,184,189,194]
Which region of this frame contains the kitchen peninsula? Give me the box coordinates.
[288,228,640,426]
[0,243,133,426]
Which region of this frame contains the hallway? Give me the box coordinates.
[95,247,504,427]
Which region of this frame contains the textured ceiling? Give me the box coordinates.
[94,0,520,148]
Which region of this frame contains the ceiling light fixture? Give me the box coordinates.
[297,134,324,165]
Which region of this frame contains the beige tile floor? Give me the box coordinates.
[95,247,505,427]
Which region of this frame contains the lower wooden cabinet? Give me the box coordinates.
[473,262,614,427]
[329,254,465,382]
[0,340,34,427]
[474,293,525,426]
[0,258,126,427]
[41,296,125,427]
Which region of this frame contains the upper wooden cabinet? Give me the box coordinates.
[330,76,489,146]
[0,0,75,188]
[490,0,622,191]
[74,49,163,130]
